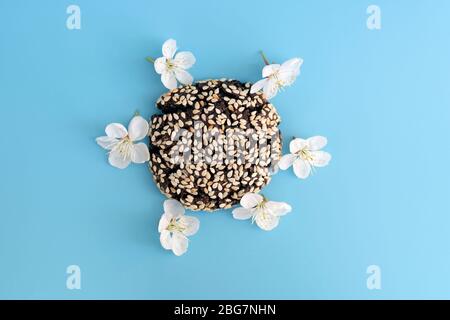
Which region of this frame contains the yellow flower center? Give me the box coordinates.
[271,74,286,90]
[298,148,313,162]
[167,218,186,233]
[166,59,175,70]
[115,136,133,158]
[252,197,270,223]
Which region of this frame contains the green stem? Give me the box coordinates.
[146,57,155,63]
[259,50,270,65]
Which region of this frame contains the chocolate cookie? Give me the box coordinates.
[149,79,282,211]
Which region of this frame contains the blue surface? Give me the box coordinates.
[1,0,450,299]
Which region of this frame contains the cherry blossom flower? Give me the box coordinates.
[278,136,331,179]
[158,199,200,256]
[251,57,303,99]
[153,39,196,90]
[96,115,150,169]
[232,193,291,231]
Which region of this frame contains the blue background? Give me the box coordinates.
[1,0,449,299]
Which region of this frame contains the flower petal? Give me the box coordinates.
[171,232,188,256]
[265,201,292,216]
[174,51,196,69]
[154,57,167,74]
[250,78,267,94]
[164,199,185,217]
[311,151,331,167]
[158,213,171,232]
[278,58,303,86]
[105,123,127,139]
[293,158,311,179]
[278,70,298,87]
[96,136,118,150]
[280,58,303,75]
[307,136,327,151]
[255,213,279,231]
[174,68,193,85]
[232,207,253,220]
[108,149,131,169]
[161,71,178,89]
[162,39,177,59]
[290,138,307,154]
[240,193,264,209]
[262,64,280,78]
[128,116,149,142]
[131,143,150,163]
[160,230,172,250]
[179,216,200,236]
[278,154,297,170]
[263,78,279,99]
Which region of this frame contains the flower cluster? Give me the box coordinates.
[94,39,332,256]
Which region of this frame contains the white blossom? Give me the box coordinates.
[96,115,150,169]
[154,39,196,90]
[250,57,303,99]
[278,136,331,179]
[158,199,200,256]
[232,193,291,231]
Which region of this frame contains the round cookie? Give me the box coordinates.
[149,79,282,211]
